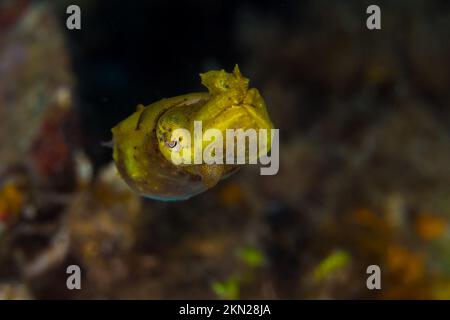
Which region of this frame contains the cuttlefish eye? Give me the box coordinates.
[164,134,182,152]
[166,140,178,149]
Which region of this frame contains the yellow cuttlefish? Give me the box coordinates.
[111,65,274,201]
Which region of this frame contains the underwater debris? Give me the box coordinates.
[74,150,94,188]
[65,163,141,294]
[22,224,70,279]
[29,103,76,189]
[0,3,75,175]
[0,282,32,300]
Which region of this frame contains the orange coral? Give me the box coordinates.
[218,183,245,207]
[386,245,424,284]
[0,182,24,223]
[415,213,447,241]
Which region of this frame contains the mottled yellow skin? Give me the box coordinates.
[111,65,273,201]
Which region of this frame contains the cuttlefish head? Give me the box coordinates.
[156,107,194,165]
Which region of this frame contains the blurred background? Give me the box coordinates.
[0,0,449,299]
